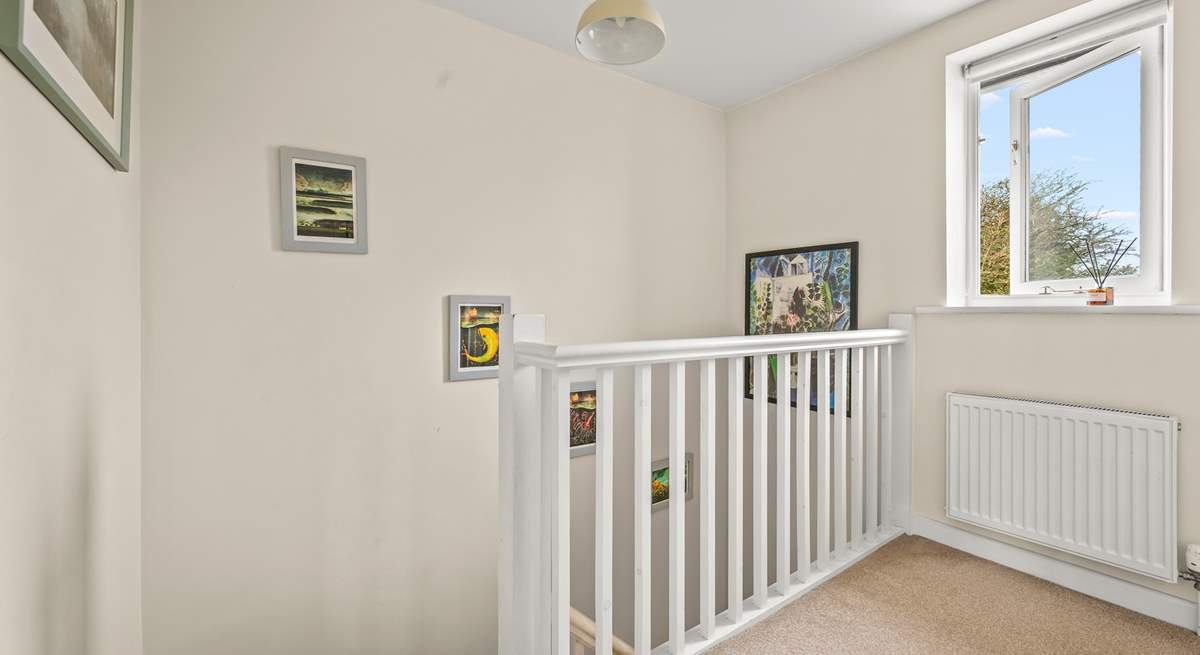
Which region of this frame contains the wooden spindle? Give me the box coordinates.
[668,362,686,652]
[541,369,571,654]
[834,349,848,560]
[796,351,812,583]
[595,368,614,655]
[699,359,717,639]
[816,350,831,570]
[775,353,791,595]
[753,355,768,607]
[632,366,652,655]
[866,347,879,542]
[726,357,745,624]
[882,345,893,528]
[851,348,864,550]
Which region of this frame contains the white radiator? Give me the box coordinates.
[946,393,1178,582]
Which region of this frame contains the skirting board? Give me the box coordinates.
[912,516,1198,632]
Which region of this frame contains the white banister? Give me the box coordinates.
[595,368,615,655]
[699,359,717,639]
[851,348,864,550]
[752,355,768,607]
[500,319,912,655]
[542,368,571,654]
[668,362,687,652]
[866,347,880,542]
[632,365,652,655]
[834,349,848,561]
[796,351,812,583]
[498,314,545,655]
[775,354,791,596]
[515,329,909,369]
[816,350,831,570]
[882,345,894,528]
[725,357,744,625]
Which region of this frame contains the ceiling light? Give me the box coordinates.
[575,0,666,66]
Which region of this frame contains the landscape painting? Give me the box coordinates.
[279,148,367,253]
[745,242,858,411]
[569,384,597,457]
[447,295,509,381]
[294,160,356,240]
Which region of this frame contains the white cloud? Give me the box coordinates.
[1101,210,1138,221]
[1071,154,1096,163]
[980,92,1001,107]
[1031,126,1070,139]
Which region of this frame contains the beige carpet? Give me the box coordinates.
[711,535,1199,654]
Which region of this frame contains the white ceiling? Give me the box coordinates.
[424,0,987,109]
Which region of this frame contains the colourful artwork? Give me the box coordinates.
[650,454,693,509]
[459,305,501,369]
[745,242,858,410]
[651,465,670,505]
[280,148,367,254]
[570,386,597,450]
[294,161,356,240]
[448,295,509,381]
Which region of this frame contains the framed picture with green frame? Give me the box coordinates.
[0,0,135,170]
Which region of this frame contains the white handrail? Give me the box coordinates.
[499,315,916,655]
[515,328,907,369]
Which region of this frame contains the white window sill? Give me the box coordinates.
[916,305,1200,315]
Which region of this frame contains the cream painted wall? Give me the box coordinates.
[729,0,1199,602]
[139,1,725,653]
[0,17,143,655]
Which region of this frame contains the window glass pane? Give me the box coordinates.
[978,84,1014,295]
[1025,52,1141,284]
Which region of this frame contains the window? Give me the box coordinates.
[947,0,1171,306]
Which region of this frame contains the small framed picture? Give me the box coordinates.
[651,453,694,511]
[279,147,367,254]
[448,295,510,381]
[569,382,597,458]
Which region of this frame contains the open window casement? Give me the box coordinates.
[948,0,1171,307]
[1003,27,1164,297]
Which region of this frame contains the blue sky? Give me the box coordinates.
[979,52,1141,243]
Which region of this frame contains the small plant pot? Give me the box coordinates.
[1087,287,1114,306]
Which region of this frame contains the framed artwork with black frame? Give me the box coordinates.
[744,241,858,413]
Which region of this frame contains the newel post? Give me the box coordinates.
[498,314,546,655]
[887,313,915,533]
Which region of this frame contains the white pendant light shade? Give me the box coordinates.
[576,0,665,65]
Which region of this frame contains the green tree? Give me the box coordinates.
[980,171,1137,295]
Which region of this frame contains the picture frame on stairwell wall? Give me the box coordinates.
[744,241,859,415]
[650,453,694,511]
[447,295,510,381]
[569,381,597,458]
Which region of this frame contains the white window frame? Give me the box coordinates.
[945,0,1172,307]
